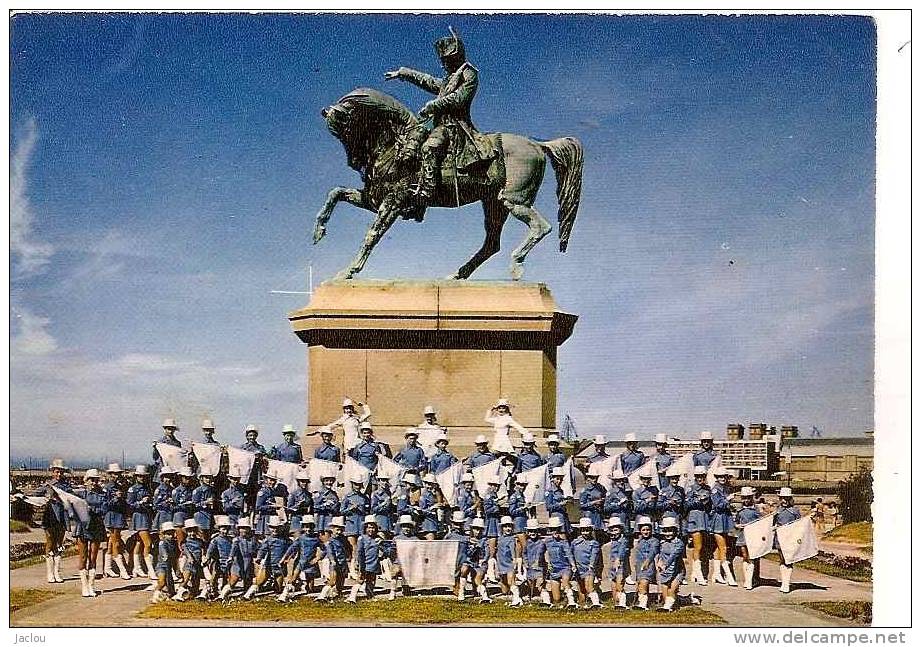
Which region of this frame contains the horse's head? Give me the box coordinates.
[322,88,417,175]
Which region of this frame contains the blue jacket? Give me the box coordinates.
[654,451,675,488]
[658,484,685,519]
[313,487,340,531]
[314,443,341,462]
[325,535,350,568]
[634,536,660,578]
[356,534,389,574]
[258,536,291,569]
[632,485,659,517]
[285,534,324,571]
[192,484,215,528]
[171,484,194,524]
[693,449,719,468]
[221,485,245,520]
[341,491,371,536]
[286,486,314,519]
[544,485,571,532]
[545,536,576,572]
[608,535,631,576]
[349,440,383,471]
[394,444,426,471]
[579,483,607,528]
[206,534,234,570]
[524,537,546,576]
[619,450,647,475]
[546,451,567,469]
[571,536,600,574]
[230,535,258,573]
[516,449,545,472]
[182,536,205,570]
[466,450,496,468]
[657,536,686,582]
[270,442,303,464]
[428,449,458,475]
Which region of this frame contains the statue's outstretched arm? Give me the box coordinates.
[385,66,442,95]
[420,68,478,116]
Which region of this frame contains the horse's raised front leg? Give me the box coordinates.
[449,198,508,280]
[502,198,552,281]
[333,200,400,281]
[313,187,370,244]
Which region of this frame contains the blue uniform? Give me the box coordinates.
[693,448,719,468]
[734,505,761,547]
[428,449,458,475]
[156,537,178,578]
[608,535,631,579]
[545,536,576,580]
[257,536,291,576]
[455,488,477,528]
[104,486,130,530]
[182,535,205,575]
[507,490,529,533]
[220,485,245,525]
[192,484,216,530]
[571,536,600,577]
[314,442,341,462]
[443,530,468,574]
[126,482,153,531]
[709,484,735,534]
[657,536,686,584]
[355,534,388,575]
[286,486,314,526]
[284,533,324,576]
[466,449,496,469]
[496,533,518,575]
[313,487,340,532]
[544,485,571,534]
[579,483,607,529]
[171,484,194,526]
[516,448,545,472]
[341,492,370,537]
[152,482,173,530]
[619,449,647,475]
[206,534,234,575]
[240,440,267,455]
[270,441,303,464]
[588,450,610,464]
[685,482,711,533]
[254,485,277,535]
[230,535,258,580]
[546,451,567,469]
[79,488,107,542]
[658,484,685,522]
[632,484,659,518]
[152,434,183,467]
[654,451,675,489]
[481,490,501,538]
[370,487,394,533]
[523,537,547,580]
[774,504,802,549]
[349,440,383,472]
[325,535,351,575]
[418,489,442,534]
[634,536,660,581]
[394,444,426,472]
[603,484,632,528]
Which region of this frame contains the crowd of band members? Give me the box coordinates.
[35,398,806,608]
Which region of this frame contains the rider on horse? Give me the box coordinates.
[385,27,489,203]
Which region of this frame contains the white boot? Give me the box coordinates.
[79,569,92,597]
[315,584,331,601]
[87,569,99,596]
[710,559,726,584]
[104,554,118,578]
[722,560,738,586]
[132,557,146,578]
[278,583,293,602]
[625,573,636,585]
[743,561,755,590]
[692,560,707,585]
[196,586,210,600]
[45,556,55,583]
[171,586,188,602]
[347,583,360,603]
[243,584,258,600]
[145,554,157,580]
[779,565,792,593]
[615,592,628,608]
[219,584,232,600]
[114,554,131,580]
[388,582,398,601]
[52,555,64,582]
[565,587,578,608]
[477,584,491,603]
[509,584,523,607]
[150,590,167,603]
[634,593,648,610]
[203,565,213,581]
[661,595,675,612]
[456,587,465,602]
[540,589,552,606]
[588,591,602,608]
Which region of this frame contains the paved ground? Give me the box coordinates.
[11,537,870,627]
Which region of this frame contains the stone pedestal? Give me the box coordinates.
[288,280,577,456]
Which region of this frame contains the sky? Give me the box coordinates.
[9,13,876,464]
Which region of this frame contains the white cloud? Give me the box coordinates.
[11,306,59,356]
[10,118,53,277]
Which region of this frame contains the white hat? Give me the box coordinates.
[460,473,475,483]
[693,466,708,476]
[282,424,296,435]
[266,516,283,528]
[526,518,540,530]
[474,435,488,445]
[487,475,502,486]
[106,463,123,473]
[624,433,637,443]
[160,521,176,532]
[551,467,566,478]
[49,458,67,470]
[636,516,653,527]
[295,468,310,481]
[376,473,390,481]
[515,473,529,484]
[700,431,714,440]
[214,515,231,527]
[84,468,101,480]
[547,517,563,529]
[521,432,535,444]
[348,475,365,484]
[226,469,241,479]
[659,517,679,529]
[342,398,354,408]
[470,518,485,529]
[586,462,603,477]
[639,471,652,480]
[578,517,594,529]
[245,424,259,433]
[330,516,346,528]
[302,514,316,525]
[779,487,793,498]
[654,433,667,444]
[665,465,682,477]
[740,486,756,497]
[451,511,466,524]
[607,516,624,528]
[359,421,373,431]
[134,464,149,476]
[422,473,437,485]
[162,418,178,429]
[593,434,606,445]
[184,519,199,529]
[201,419,215,430]
[402,474,421,487]
[714,467,730,477]
[496,398,510,408]
[160,466,176,476]
[435,432,448,443]
[319,426,333,436]
[423,405,436,415]
[178,467,193,477]
[404,428,419,437]
[363,514,378,526]
[500,515,514,527]
[547,434,560,444]
[398,514,414,526]
[236,518,252,529]
[320,473,336,481]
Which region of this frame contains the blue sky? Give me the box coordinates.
[10,13,875,463]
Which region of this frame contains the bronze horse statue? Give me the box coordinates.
[313,88,583,280]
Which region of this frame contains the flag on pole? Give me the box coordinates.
[587,455,619,491]
[560,458,583,498]
[519,464,549,505]
[308,458,341,493]
[672,452,696,491]
[265,459,301,492]
[741,514,776,559]
[706,454,724,487]
[226,446,257,484]
[53,486,90,525]
[155,442,188,473]
[395,540,460,588]
[627,458,658,490]
[376,454,405,490]
[776,516,819,564]
[192,443,222,476]
[343,457,371,490]
[435,462,464,504]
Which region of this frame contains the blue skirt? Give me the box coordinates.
[485,517,500,538]
[194,511,213,531]
[547,566,572,581]
[152,511,172,530]
[421,517,440,533]
[513,515,528,533]
[709,512,734,534]
[132,512,152,531]
[685,510,709,534]
[344,514,363,537]
[104,511,127,530]
[375,514,393,533]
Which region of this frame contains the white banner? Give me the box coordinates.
[376,454,405,490]
[192,443,223,476]
[435,462,464,504]
[417,426,444,458]
[396,540,460,588]
[587,455,619,491]
[54,486,90,525]
[226,446,257,484]
[519,464,549,505]
[343,457,372,489]
[776,515,819,564]
[155,442,188,473]
[471,458,508,499]
[672,452,696,491]
[265,459,301,493]
[308,458,342,493]
[561,458,583,498]
[627,457,658,490]
[741,514,776,560]
[706,454,724,488]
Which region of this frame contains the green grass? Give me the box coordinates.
[803,601,871,624]
[763,553,871,583]
[139,596,724,625]
[9,520,32,533]
[10,547,78,570]
[10,588,63,613]
[823,522,872,545]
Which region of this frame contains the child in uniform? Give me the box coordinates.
[633,516,659,610]
[496,516,524,606]
[607,516,631,608]
[571,517,602,608]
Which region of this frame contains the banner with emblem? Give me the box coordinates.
[776,515,819,564]
[417,426,445,458]
[376,454,405,490]
[265,459,301,492]
[308,458,342,493]
[519,464,549,505]
[396,540,460,588]
[53,486,90,525]
[471,458,508,499]
[435,461,464,504]
[155,442,188,473]
[741,514,776,559]
[560,457,583,498]
[226,446,257,484]
[191,442,223,476]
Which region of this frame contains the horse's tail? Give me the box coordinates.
[539,137,583,253]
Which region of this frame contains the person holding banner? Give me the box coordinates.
[314,427,342,462]
[270,425,304,464]
[189,419,221,473]
[544,517,578,608]
[587,435,609,464]
[545,434,567,469]
[685,466,712,586]
[774,487,802,593]
[618,433,646,476]
[224,518,257,600]
[633,516,659,610]
[709,468,737,586]
[75,469,106,597]
[348,516,388,603]
[655,517,686,612]
[152,419,183,469]
[607,517,631,609]
[572,517,602,609]
[428,433,458,475]
[395,428,427,473]
[653,433,675,489]
[515,432,545,472]
[734,486,761,590]
[127,464,156,581]
[466,435,497,468]
[418,474,445,539]
[286,469,314,528]
[221,472,246,527]
[239,425,268,510]
[102,463,131,580]
[278,514,324,601]
[545,467,572,536]
[693,431,719,468]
